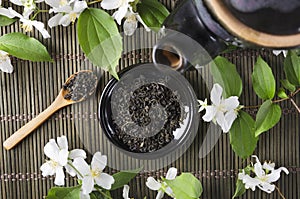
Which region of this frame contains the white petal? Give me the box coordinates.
[48,13,63,28]
[32,20,51,38]
[210,83,222,105]
[263,162,275,171]
[216,111,229,132]
[224,96,239,111]
[0,8,16,18]
[73,0,88,13]
[113,5,129,25]
[241,174,260,191]
[123,17,137,36]
[165,167,177,180]
[202,106,216,122]
[6,7,22,18]
[10,0,23,6]
[101,0,123,10]
[59,14,72,26]
[44,139,60,161]
[82,176,94,195]
[165,186,174,196]
[253,157,265,178]
[95,173,115,190]
[45,0,60,8]
[91,152,107,171]
[146,177,161,191]
[258,181,275,193]
[58,149,68,166]
[73,158,91,177]
[80,192,91,199]
[40,162,55,176]
[224,109,237,132]
[266,167,289,183]
[0,58,14,73]
[54,166,65,186]
[69,149,87,159]
[122,185,130,199]
[156,190,164,199]
[65,163,76,177]
[52,5,72,13]
[57,136,68,149]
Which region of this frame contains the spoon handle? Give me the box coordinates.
[3,93,68,150]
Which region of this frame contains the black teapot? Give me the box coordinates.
[153,0,300,70]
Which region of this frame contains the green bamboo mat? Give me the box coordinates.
[0,1,299,199]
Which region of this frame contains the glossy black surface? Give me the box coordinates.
[159,0,227,67]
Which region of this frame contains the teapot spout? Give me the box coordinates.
[152,0,228,71]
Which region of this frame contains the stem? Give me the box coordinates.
[95,187,113,199]
[67,162,83,178]
[243,88,300,109]
[275,185,286,199]
[290,98,300,113]
[31,10,49,20]
[88,0,102,5]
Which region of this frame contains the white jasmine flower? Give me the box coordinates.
[4,8,50,38]
[238,155,289,193]
[48,0,87,28]
[123,9,150,36]
[0,50,13,73]
[40,136,86,185]
[272,50,288,57]
[123,185,130,199]
[101,0,134,25]
[198,98,207,112]
[40,136,69,185]
[73,152,115,196]
[10,0,44,14]
[201,83,239,133]
[146,167,177,199]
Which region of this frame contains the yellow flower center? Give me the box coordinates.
[21,23,33,32]
[91,169,101,178]
[69,12,77,23]
[258,175,269,182]
[48,160,58,168]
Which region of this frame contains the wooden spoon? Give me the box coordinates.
[3,70,98,150]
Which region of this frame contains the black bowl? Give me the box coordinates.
[98,63,199,160]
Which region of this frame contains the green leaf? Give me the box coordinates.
[252,56,276,100]
[0,32,52,61]
[137,0,169,32]
[0,16,16,27]
[46,186,81,199]
[211,56,243,98]
[165,173,202,199]
[229,111,258,159]
[280,79,296,92]
[277,88,288,99]
[232,179,246,198]
[110,167,142,190]
[284,51,300,86]
[90,191,111,199]
[255,100,282,137]
[77,8,122,79]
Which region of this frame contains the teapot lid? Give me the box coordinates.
[205,0,300,47]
